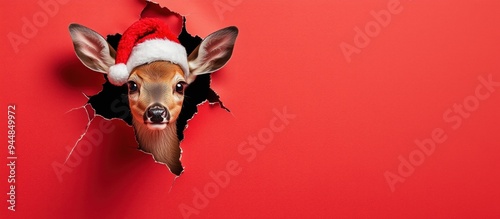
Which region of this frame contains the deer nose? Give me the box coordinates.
[145,104,169,124]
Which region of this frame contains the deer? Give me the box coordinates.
[68,18,238,175]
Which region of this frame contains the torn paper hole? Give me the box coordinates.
[66,1,237,176]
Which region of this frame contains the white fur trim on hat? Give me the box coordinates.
[108,63,129,86]
[127,39,190,77]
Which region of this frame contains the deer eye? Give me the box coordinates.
[175,82,187,94]
[128,81,138,93]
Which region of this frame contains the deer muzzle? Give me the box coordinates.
[144,103,170,130]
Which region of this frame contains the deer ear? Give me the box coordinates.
[187,26,238,83]
[69,23,116,74]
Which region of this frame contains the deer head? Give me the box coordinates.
[69,18,238,175]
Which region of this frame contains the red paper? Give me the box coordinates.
[1,0,500,218]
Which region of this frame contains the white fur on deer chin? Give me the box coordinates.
[147,123,167,130]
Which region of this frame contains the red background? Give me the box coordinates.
[1,0,500,218]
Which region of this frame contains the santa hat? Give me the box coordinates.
[108,18,189,86]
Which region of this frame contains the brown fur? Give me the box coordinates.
[69,23,238,176]
[128,61,186,175]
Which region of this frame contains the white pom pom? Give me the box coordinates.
[108,64,129,86]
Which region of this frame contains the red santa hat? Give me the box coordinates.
[108,18,189,86]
